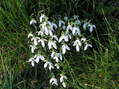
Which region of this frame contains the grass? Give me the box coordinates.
[0,0,119,89]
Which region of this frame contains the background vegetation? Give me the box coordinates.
[0,0,119,89]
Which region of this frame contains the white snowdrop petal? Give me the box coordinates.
[72,28,76,35]
[49,64,54,71]
[50,77,58,86]
[34,39,38,45]
[60,76,64,83]
[40,56,45,61]
[59,54,63,61]
[73,41,76,46]
[62,82,66,88]
[78,40,82,46]
[55,64,60,69]
[48,41,52,49]
[52,23,57,29]
[49,66,51,71]
[54,56,59,63]
[84,44,92,51]
[55,57,59,63]
[73,15,79,19]
[44,27,49,35]
[37,31,44,36]
[76,45,80,52]
[66,45,70,50]
[75,20,81,24]
[93,25,96,28]
[28,58,33,62]
[53,43,57,49]
[28,33,33,38]
[90,26,93,32]
[49,30,53,36]
[30,19,37,25]
[59,36,63,42]
[83,22,88,29]
[77,28,81,35]
[63,25,66,30]
[50,78,53,84]
[44,62,48,69]
[62,45,66,54]
[40,14,46,22]
[88,44,92,48]
[35,56,40,63]
[41,40,45,47]
[31,47,34,53]
[84,45,87,51]
[64,36,68,42]
[66,25,72,31]
[30,45,36,53]
[64,16,68,21]
[81,37,86,42]
[51,52,55,58]
[59,20,65,27]
[31,61,35,67]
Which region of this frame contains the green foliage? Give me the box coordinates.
[0,0,119,89]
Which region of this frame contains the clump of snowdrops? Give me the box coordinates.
[28,14,96,88]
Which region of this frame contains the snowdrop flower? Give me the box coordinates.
[28,57,35,67]
[60,74,67,88]
[31,37,40,46]
[51,35,58,41]
[40,14,47,22]
[84,43,92,51]
[62,25,66,30]
[57,53,63,61]
[28,33,33,38]
[48,40,57,49]
[66,24,72,31]
[54,64,60,69]
[44,61,54,71]
[50,77,58,86]
[83,22,89,30]
[75,20,81,25]
[30,19,37,25]
[42,25,49,35]
[37,31,44,36]
[62,82,66,88]
[44,27,53,36]
[41,22,54,36]
[28,55,43,66]
[35,55,45,63]
[73,15,79,19]
[60,74,67,83]
[72,27,80,35]
[51,52,63,62]
[64,16,68,21]
[62,44,70,54]
[59,20,65,27]
[81,37,86,42]
[38,38,46,48]
[73,38,82,52]
[30,45,37,53]
[48,21,57,30]
[53,56,60,63]
[59,34,70,42]
[51,51,55,58]
[52,22,57,29]
[88,24,96,32]
[28,14,96,88]
[48,29,54,36]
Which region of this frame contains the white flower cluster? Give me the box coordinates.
[28,14,96,88]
